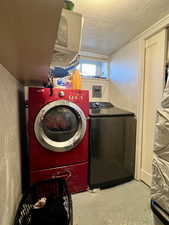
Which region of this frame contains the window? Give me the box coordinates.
[77,58,108,78]
[81,64,97,76]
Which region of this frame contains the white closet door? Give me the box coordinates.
[141,29,167,186]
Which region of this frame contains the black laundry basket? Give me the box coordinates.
[13,178,73,225]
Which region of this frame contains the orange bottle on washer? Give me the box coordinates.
[72,70,81,89]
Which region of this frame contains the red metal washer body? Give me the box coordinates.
[28,88,89,193]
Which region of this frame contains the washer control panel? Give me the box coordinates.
[57,90,85,101]
[68,95,84,101]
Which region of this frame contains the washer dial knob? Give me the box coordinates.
[59,91,65,97]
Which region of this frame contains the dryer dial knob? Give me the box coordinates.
[59,91,65,97]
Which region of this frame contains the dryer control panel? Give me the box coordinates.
[29,87,89,116]
[68,95,84,101]
[56,90,85,101]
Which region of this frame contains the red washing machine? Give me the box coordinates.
[28,87,89,193]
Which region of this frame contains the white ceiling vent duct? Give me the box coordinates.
[51,9,83,68]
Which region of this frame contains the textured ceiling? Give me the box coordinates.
[73,0,169,55]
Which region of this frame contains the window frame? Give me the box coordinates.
[77,58,109,79]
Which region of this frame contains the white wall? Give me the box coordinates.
[109,40,140,114]
[0,65,23,225]
[81,78,110,102]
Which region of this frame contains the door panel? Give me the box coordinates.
[141,29,167,185]
[34,100,87,152]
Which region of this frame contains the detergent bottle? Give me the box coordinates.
[72,70,81,89]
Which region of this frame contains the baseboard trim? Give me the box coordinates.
[141,169,152,186]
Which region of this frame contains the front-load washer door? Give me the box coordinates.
[34,100,86,152]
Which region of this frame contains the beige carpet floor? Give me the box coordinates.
[72,181,154,225]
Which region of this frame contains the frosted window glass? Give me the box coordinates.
[81,64,96,76]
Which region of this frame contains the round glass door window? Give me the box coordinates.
[34,100,86,152]
[42,106,78,142]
